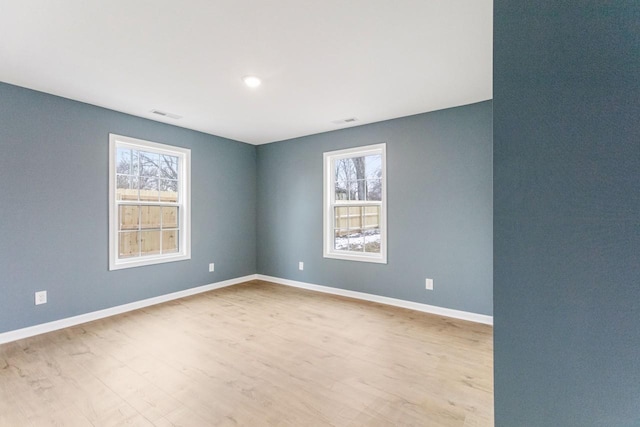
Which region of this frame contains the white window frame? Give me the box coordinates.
[109,134,191,270]
[323,143,387,264]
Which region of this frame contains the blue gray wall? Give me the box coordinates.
[257,101,493,315]
[494,2,640,426]
[0,82,257,334]
[0,83,492,335]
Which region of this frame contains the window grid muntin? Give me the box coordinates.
[115,144,182,260]
[332,205,381,254]
[116,203,180,258]
[332,154,382,254]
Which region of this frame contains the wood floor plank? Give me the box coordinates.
[0,280,493,426]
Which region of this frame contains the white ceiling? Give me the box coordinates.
[0,0,492,145]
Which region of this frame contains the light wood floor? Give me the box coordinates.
[0,280,493,426]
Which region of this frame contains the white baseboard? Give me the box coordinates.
[0,273,491,345]
[0,274,259,345]
[256,274,493,325]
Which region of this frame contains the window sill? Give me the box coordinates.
[323,251,387,264]
[109,253,190,270]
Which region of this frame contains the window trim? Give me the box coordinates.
[108,134,191,270]
[323,143,387,264]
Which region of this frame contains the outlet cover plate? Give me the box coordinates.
[35,290,47,305]
[425,278,433,290]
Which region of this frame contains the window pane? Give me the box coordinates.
[335,207,349,229]
[335,158,356,182]
[160,154,179,179]
[334,229,349,250]
[140,230,161,256]
[117,176,140,201]
[116,175,130,201]
[119,231,139,258]
[364,227,381,253]
[365,155,382,179]
[364,206,380,228]
[119,205,139,230]
[160,179,178,202]
[162,230,178,253]
[140,152,159,177]
[348,206,363,229]
[116,148,131,175]
[140,206,161,229]
[162,207,178,228]
[116,174,129,189]
[335,181,348,200]
[335,205,380,253]
[366,179,382,201]
[347,229,364,251]
[139,178,159,201]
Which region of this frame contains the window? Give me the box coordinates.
[323,143,387,263]
[109,134,190,270]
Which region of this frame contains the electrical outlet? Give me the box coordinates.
[298,261,304,271]
[35,290,47,305]
[209,263,215,272]
[425,278,433,290]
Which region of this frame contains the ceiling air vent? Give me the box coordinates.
[151,110,182,120]
[332,117,358,125]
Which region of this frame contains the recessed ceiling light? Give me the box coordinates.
[243,75,262,88]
